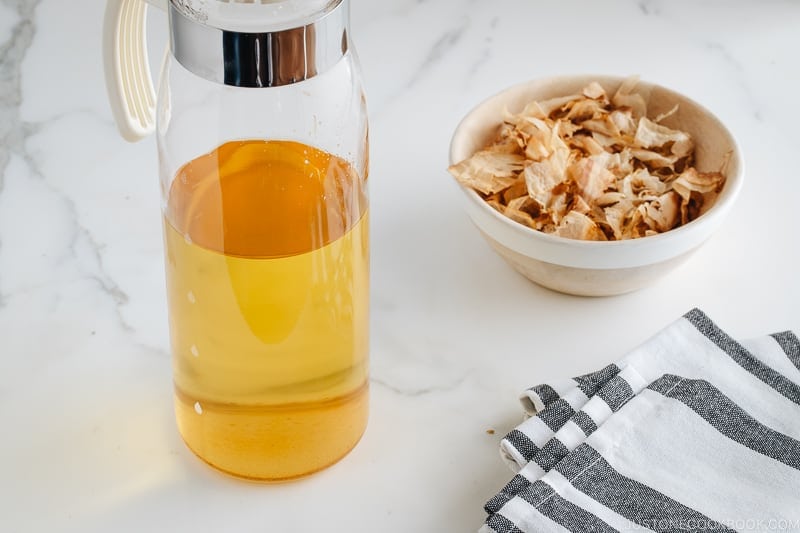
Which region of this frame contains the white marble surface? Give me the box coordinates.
[2,0,799,531]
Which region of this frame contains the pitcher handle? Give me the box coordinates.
[103,0,166,142]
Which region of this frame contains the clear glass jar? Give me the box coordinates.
[155,0,369,481]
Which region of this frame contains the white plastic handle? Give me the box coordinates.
[103,0,167,142]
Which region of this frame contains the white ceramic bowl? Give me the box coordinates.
[448,75,743,296]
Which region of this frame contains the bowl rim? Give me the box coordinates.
[448,74,744,269]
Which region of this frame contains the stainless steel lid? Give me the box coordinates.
[168,0,348,87]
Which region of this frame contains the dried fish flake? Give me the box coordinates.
[634,117,693,158]
[555,211,607,241]
[582,81,607,100]
[448,151,525,195]
[569,154,617,203]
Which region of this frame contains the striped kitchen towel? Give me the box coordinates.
[483,309,800,532]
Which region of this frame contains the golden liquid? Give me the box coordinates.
[163,140,369,480]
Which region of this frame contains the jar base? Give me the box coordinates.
[174,383,369,481]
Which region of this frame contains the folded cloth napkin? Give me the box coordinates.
[482,309,800,533]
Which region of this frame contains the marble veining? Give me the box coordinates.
[703,40,764,121]
[0,0,38,188]
[1,0,799,531]
[637,0,661,16]
[372,373,469,398]
[406,17,469,88]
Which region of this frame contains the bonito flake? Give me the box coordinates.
[448,78,727,240]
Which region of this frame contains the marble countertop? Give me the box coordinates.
[2,0,799,531]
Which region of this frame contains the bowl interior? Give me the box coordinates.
[448,75,743,269]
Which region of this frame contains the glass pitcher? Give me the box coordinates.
[103,0,369,481]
